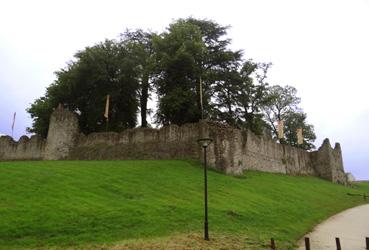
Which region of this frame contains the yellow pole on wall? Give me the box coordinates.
[104,95,110,131]
[297,128,303,145]
[277,120,284,139]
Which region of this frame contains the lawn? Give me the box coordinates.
[0,160,368,249]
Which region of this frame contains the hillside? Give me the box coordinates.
[0,160,368,249]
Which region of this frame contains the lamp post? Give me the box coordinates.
[197,137,213,241]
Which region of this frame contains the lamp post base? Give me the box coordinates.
[204,221,209,240]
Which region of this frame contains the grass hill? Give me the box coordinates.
[0,160,368,249]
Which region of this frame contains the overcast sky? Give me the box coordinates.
[1,0,368,180]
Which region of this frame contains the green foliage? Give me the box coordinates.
[0,160,367,249]
[153,18,242,125]
[26,97,54,137]
[284,111,317,150]
[211,60,272,135]
[236,61,272,134]
[211,67,242,126]
[28,40,140,136]
[26,17,317,151]
[120,29,155,127]
[152,20,205,125]
[263,85,301,123]
[262,85,316,148]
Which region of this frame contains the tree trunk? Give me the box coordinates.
[196,77,202,120]
[140,74,149,127]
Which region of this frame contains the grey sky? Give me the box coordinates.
[1,0,368,179]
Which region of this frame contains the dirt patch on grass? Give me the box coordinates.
[103,233,254,250]
[44,233,257,250]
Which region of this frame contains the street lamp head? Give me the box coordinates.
[197,138,213,148]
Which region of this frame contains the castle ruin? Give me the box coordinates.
[0,106,348,184]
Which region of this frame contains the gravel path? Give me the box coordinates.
[297,204,369,250]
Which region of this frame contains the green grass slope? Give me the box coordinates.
[0,160,368,249]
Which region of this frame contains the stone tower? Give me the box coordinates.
[311,138,347,184]
[44,105,79,160]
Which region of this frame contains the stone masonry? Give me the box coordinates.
[0,106,348,184]
[44,105,79,160]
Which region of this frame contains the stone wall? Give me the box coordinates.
[68,123,200,160]
[0,135,45,160]
[310,139,347,184]
[0,106,348,184]
[44,106,79,160]
[200,122,321,177]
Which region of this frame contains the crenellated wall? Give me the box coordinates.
[0,135,46,160]
[0,106,348,184]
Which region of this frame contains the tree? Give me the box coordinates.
[211,60,272,135]
[152,18,242,125]
[283,111,316,150]
[152,20,205,125]
[235,61,271,134]
[120,30,155,127]
[184,18,242,118]
[262,85,316,149]
[262,85,300,139]
[27,40,140,137]
[211,67,242,127]
[27,97,54,137]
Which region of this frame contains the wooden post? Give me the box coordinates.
[366,237,369,250]
[304,237,310,250]
[271,238,276,250]
[335,237,341,250]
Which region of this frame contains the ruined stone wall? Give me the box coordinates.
[240,130,316,175]
[68,124,201,160]
[199,122,317,176]
[0,135,45,160]
[310,139,347,184]
[44,106,79,160]
[0,107,347,184]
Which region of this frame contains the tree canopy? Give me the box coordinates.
[28,39,140,136]
[262,85,316,149]
[27,17,316,150]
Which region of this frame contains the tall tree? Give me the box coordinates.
[283,111,316,150]
[120,30,155,127]
[185,18,242,117]
[236,61,271,134]
[262,85,301,140]
[27,97,54,137]
[152,20,206,125]
[27,40,140,137]
[153,18,242,125]
[211,60,272,134]
[211,67,242,127]
[262,85,316,148]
